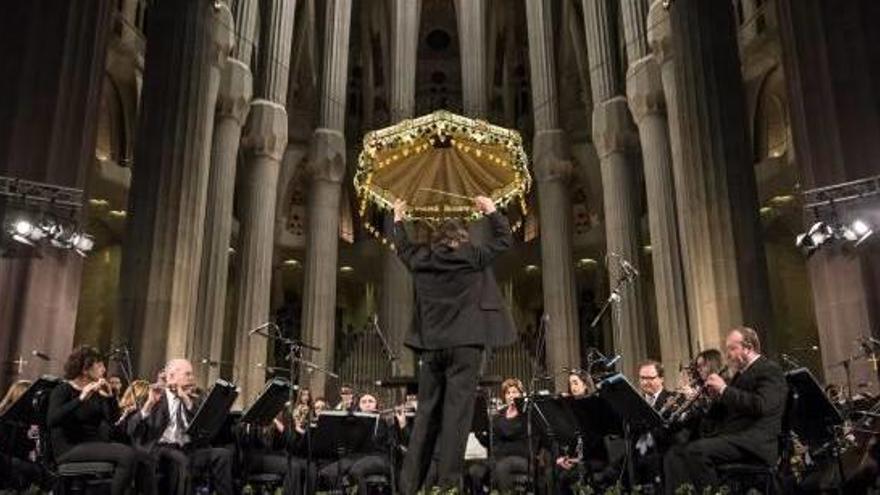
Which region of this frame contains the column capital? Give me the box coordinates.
[307,128,347,183]
[626,56,666,124]
[208,2,235,67]
[647,0,673,65]
[216,58,253,125]
[592,97,639,158]
[532,129,573,182]
[242,100,288,161]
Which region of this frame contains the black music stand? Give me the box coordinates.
[0,376,59,462]
[786,367,845,492]
[597,373,662,487]
[310,411,379,459]
[0,376,60,427]
[186,379,238,445]
[240,378,292,427]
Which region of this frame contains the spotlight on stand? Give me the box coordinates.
[4,216,94,256]
[795,218,875,256]
[851,219,874,246]
[795,221,833,256]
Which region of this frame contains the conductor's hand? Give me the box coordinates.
[704,373,727,397]
[393,199,408,223]
[473,195,496,215]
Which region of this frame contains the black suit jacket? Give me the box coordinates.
[127,392,201,451]
[711,356,787,464]
[391,211,517,350]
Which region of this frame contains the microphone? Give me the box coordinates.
[541,313,550,323]
[620,259,639,277]
[201,358,219,367]
[248,322,273,336]
[602,355,622,369]
[31,350,51,361]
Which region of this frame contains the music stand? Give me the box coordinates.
[597,373,663,487]
[0,376,59,462]
[309,411,379,459]
[240,378,292,427]
[0,376,60,427]
[186,379,238,445]
[786,367,845,491]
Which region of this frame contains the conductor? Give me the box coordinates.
[392,196,517,493]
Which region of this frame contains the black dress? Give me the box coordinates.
[47,381,156,495]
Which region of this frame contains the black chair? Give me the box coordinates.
[54,461,115,495]
[716,385,797,495]
[245,472,283,494]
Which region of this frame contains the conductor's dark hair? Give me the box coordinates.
[431,219,470,249]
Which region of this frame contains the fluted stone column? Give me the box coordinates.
[301,0,352,396]
[455,0,488,118]
[232,0,296,405]
[583,0,649,376]
[526,0,581,392]
[119,1,230,375]
[777,0,880,390]
[193,58,252,384]
[660,0,772,350]
[381,0,421,377]
[622,0,691,376]
[0,1,112,391]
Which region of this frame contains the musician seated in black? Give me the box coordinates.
[663,327,787,494]
[47,345,156,495]
[0,380,50,491]
[334,384,355,411]
[554,370,607,494]
[127,358,233,495]
[318,392,392,492]
[670,349,726,442]
[468,378,530,492]
[632,360,677,488]
[238,403,308,495]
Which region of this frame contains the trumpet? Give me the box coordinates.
[664,366,728,424]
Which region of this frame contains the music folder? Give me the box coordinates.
[240,377,292,426]
[186,379,238,443]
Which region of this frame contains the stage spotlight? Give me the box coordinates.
[10,219,36,245]
[851,219,873,246]
[795,221,833,256]
[70,233,95,256]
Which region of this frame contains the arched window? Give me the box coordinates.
[95,76,127,165]
[754,68,788,161]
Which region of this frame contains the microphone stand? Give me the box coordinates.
[370,316,399,379]
[526,314,550,486]
[368,315,400,494]
[249,323,329,495]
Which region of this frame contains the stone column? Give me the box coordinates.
[526,0,581,392]
[455,0,488,118]
[193,58,252,384]
[622,0,691,376]
[232,0,296,405]
[193,0,256,384]
[583,0,650,375]
[301,0,352,396]
[380,0,421,377]
[661,0,772,350]
[777,0,880,388]
[0,1,112,390]
[119,1,229,375]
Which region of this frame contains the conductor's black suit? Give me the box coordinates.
[393,211,517,493]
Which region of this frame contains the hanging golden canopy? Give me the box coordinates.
[354,110,532,242]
